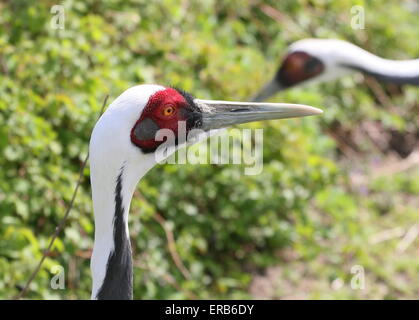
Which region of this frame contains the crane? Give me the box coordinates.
[89,84,322,299]
[252,38,419,101]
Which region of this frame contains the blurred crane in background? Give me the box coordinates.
[253,39,419,101]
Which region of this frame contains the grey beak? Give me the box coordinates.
[195,99,323,131]
[251,80,284,102]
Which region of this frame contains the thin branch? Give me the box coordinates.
[258,4,305,36]
[364,77,399,114]
[133,258,198,300]
[372,149,419,178]
[396,223,419,254]
[351,148,419,187]
[369,227,405,244]
[325,129,359,159]
[152,212,192,280]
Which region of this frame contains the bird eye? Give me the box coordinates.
[304,57,321,73]
[162,105,176,117]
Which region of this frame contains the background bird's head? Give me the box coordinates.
[253,39,357,101]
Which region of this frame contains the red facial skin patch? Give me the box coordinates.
[130,88,192,151]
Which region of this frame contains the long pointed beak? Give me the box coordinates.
[195,99,323,131]
[251,80,284,102]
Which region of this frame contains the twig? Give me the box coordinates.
[369,227,405,244]
[359,121,387,155]
[133,258,198,300]
[351,149,419,187]
[396,223,419,254]
[0,54,8,76]
[258,4,305,36]
[372,149,419,178]
[152,212,191,280]
[326,131,358,158]
[13,95,109,299]
[364,77,399,114]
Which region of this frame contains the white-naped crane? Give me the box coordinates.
[89,84,322,299]
[253,38,419,101]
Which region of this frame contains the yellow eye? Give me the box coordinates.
[162,105,175,116]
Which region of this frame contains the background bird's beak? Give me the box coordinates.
[195,99,322,131]
[251,80,284,102]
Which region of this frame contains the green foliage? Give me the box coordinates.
[0,0,418,299]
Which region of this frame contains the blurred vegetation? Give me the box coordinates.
[0,0,418,299]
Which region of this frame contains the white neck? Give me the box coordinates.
[337,43,419,83]
[90,155,156,299]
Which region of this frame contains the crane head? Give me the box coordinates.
[275,51,325,90]
[90,84,322,182]
[252,39,358,101]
